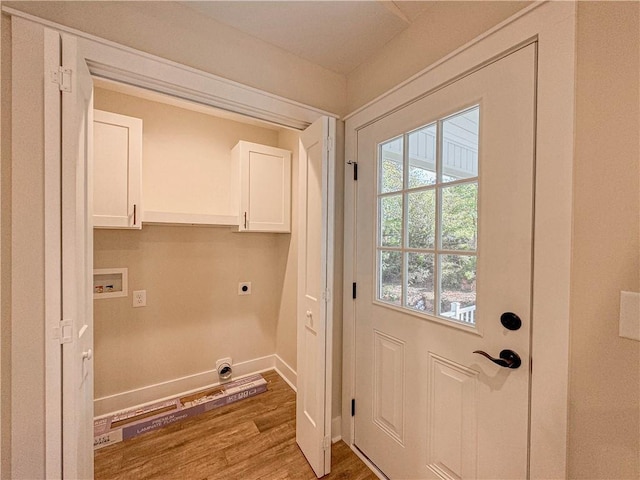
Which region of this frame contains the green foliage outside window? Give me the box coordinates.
[380,160,477,289]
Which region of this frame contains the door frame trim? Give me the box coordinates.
[342,3,576,479]
[2,6,337,131]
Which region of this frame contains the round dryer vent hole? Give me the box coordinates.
[216,357,233,382]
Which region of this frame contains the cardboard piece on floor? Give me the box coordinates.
[93,373,267,450]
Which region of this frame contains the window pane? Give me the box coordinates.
[441,183,477,251]
[379,250,402,305]
[407,190,435,249]
[374,106,481,327]
[380,136,403,193]
[442,107,479,182]
[380,195,403,247]
[407,253,434,314]
[408,124,436,188]
[439,254,476,324]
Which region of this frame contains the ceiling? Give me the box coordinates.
[180,1,434,75]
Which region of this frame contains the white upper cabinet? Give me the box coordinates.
[233,141,292,233]
[93,110,142,229]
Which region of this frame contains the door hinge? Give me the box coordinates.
[322,289,331,302]
[326,136,333,152]
[351,398,356,417]
[323,435,331,450]
[51,66,72,92]
[54,319,73,344]
[347,160,358,181]
[352,282,357,299]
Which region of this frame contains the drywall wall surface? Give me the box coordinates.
[93,226,289,400]
[3,1,347,116]
[9,16,45,479]
[345,1,529,113]
[275,129,299,373]
[94,87,280,218]
[0,12,12,479]
[569,2,640,478]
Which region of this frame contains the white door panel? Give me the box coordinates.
[355,44,536,479]
[297,116,336,477]
[61,33,94,479]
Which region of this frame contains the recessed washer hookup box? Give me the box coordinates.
[93,373,267,450]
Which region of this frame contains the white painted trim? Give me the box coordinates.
[274,354,297,392]
[1,6,338,130]
[94,354,277,416]
[93,76,285,131]
[331,416,342,443]
[43,26,63,480]
[342,3,575,479]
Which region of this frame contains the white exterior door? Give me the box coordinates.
[297,116,336,477]
[61,33,94,479]
[354,44,536,479]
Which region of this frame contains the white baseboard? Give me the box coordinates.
[95,354,279,416]
[331,415,342,443]
[274,354,297,391]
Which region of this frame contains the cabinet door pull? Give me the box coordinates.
[244,212,247,229]
[133,204,137,226]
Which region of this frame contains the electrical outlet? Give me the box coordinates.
[132,290,146,307]
[238,282,251,295]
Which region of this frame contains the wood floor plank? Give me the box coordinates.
[252,399,296,433]
[95,370,376,479]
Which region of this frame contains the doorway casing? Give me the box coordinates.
[342,2,576,479]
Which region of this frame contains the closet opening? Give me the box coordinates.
[91,78,304,472]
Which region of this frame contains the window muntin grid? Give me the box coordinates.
[376,106,479,325]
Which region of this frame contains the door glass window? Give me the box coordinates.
[376,106,479,325]
[408,124,437,187]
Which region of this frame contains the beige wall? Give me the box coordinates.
[94,226,290,399]
[569,3,640,478]
[3,1,346,116]
[345,1,530,113]
[93,88,295,404]
[94,87,281,217]
[275,129,299,372]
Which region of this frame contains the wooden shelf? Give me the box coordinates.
[142,211,239,227]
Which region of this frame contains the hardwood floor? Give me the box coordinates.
[95,370,377,479]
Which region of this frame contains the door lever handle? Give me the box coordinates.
[473,349,521,369]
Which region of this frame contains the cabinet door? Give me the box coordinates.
[237,142,291,233]
[93,110,142,229]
